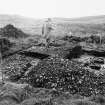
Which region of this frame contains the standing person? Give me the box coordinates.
[42,18,54,47]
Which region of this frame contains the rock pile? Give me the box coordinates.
[3,54,37,81]
[26,56,105,97]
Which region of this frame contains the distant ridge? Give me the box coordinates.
[0,14,105,36]
[0,14,44,35]
[53,15,105,24]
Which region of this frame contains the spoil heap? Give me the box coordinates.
[26,56,105,97]
[0,24,28,38]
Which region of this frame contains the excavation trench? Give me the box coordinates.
[19,51,50,60]
[66,46,105,60]
[83,49,105,57]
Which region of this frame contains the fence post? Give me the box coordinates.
[0,38,4,84]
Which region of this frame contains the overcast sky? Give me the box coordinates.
[0,0,105,19]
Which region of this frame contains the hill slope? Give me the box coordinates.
[53,15,105,24]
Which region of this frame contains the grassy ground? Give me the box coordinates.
[0,82,104,105]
